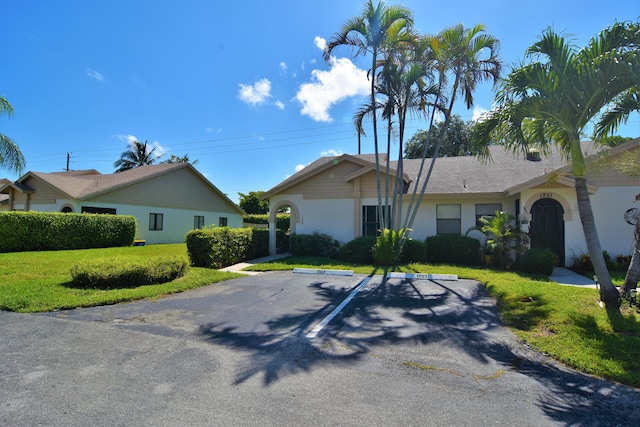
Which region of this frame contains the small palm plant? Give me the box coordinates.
[467,211,528,268]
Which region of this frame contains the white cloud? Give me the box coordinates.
[321,148,343,157]
[238,78,272,105]
[295,57,369,122]
[275,100,285,110]
[86,68,104,82]
[314,36,327,51]
[279,62,287,75]
[294,164,306,172]
[472,105,488,122]
[205,127,222,134]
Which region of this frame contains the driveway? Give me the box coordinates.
[1,271,639,426]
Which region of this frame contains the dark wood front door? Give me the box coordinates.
[530,198,565,266]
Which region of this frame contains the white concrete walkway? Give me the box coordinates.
[219,253,290,275]
[549,267,598,288]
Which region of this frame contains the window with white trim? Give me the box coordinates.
[194,215,205,229]
[436,204,461,235]
[149,213,164,231]
[475,203,502,226]
[362,205,390,236]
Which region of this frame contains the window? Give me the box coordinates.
[362,205,390,236]
[475,203,502,226]
[81,206,116,214]
[194,216,205,229]
[218,217,228,227]
[149,213,163,231]
[436,204,461,235]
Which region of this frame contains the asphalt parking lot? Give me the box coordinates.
[2,270,639,426]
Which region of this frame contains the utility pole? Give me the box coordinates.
[65,152,70,172]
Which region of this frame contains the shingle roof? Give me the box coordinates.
[23,163,189,199]
[265,140,634,197]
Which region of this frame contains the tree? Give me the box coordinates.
[402,23,501,245]
[238,191,269,214]
[404,115,477,159]
[324,0,415,233]
[474,21,640,310]
[161,154,199,165]
[0,95,26,174]
[114,140,160,173]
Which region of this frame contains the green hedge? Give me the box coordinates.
[70,256,187,289]
[185,227,252,268]
[516,247,558,276]
[424,234,482,266]
[0,211,136,253]
[290,231,340,258]
[243,213,290,231]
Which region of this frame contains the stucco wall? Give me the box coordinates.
[28,201,243,245]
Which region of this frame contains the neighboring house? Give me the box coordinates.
[264,139,640,266]
[0,163,244,244]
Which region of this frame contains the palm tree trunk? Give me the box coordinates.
[574,177,619,309]
[621,219,640,298]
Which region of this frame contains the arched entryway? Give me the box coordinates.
[530,198,565,266]
[268,200,299,255]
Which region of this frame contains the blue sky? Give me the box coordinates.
[1,0,639,203]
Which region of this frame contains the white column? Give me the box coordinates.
[269,220,277,255]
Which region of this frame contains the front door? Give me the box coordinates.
[530,198,565,266]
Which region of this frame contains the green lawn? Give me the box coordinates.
[1,247,638,389]
[0,244,242,312]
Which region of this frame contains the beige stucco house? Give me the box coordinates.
[264,139,639,266]
[0,163,245,244]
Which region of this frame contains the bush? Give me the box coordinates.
[401,238,427,263]
[516,247,558,276]
[372,228,406,266]
[185,227,252,268]
[338,235,376,264]
[70,256,187,289]
[0,211,136,252]
[570,251,631,273]
[243,213,290,231]
[290,231,339,258]
[425,234,482,266]
[246,228,270,260]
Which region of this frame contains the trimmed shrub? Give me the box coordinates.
[246,228,270,260]
[70,256,187,289]
[243,213,290,231]
[401,238,427,263]
[516,247,558,276]
[185,227,252,268]
[338,235,376,264]
[425,234,482,266]
[290,231,339,258]
[0,211,136,252]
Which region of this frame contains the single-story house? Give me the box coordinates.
[0,163,245,244]
[264,138,640,266]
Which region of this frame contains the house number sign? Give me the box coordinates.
[539,192,553,199]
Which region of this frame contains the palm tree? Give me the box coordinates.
[113,140,160,173]
[474,21,640,310]
[403,24,501,235]
[161,154,199,165]
[0,95,26,174]
[324,0,414,230]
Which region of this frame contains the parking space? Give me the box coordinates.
[4,270,640,426]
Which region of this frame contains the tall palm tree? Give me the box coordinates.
[474,21,640,310]
[403,24,501,233]
[323,0,414,230]
[0,95,26,174]
[113,140,160,173]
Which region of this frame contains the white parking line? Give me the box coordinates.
[305,276,372,339]
[387,272,458,281]
[293,268,354,276]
